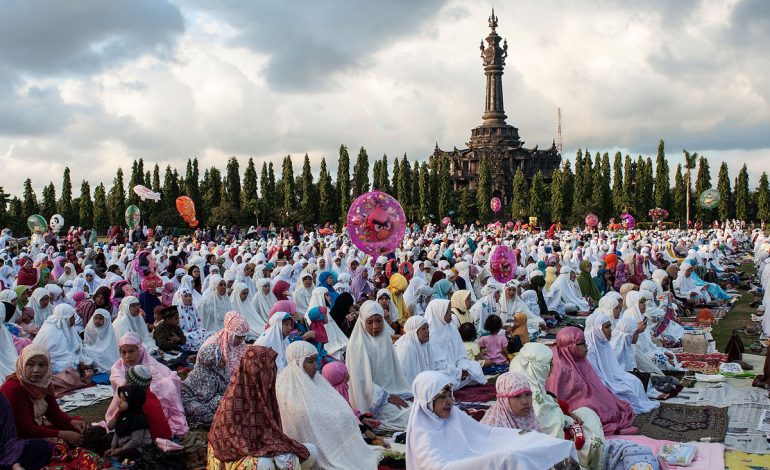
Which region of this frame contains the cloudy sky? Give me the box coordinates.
[1,0,769,196]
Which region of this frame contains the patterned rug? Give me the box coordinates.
[453,382,497,403]
[633,403,729,442]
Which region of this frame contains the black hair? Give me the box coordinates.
[484,314,503,335]
[458,322,477,342]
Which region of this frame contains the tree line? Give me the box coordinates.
[1,140,768,235]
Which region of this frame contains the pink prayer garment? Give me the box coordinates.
[478,334,508,364]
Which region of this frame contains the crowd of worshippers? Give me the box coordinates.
[0,220,752,469]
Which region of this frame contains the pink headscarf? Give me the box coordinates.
[161,282,175,307]
[272,280,291,301]
[545,327,635,435]
[322,361,352,406]
[268,300,297,320]
[72,291,87,308]
[480,372,540,431]
[202,311,249,376]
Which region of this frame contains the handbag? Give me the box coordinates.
[725,329,745,362]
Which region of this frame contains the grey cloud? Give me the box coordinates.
[0,0,184,77]
[190,0,449,91]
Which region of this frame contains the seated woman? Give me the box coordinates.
[174,287,210,350]
[196,275,232,332]
[31,304,94,394]
[105,332,188,436]
[251,278,275,328]
[510,343,607,470]
[28,288,53,327]
[481,371,541,430]
[0,391,53,470]
[329,292,356,337]
[199,311,249,378]
[229,282,265,340]
[584,312,660,414]
[83,308,119,373]
[546,327,637,436]
[256,310,295,372]
[394,316,434,383]
[621,291,679,371]
[346,300,412,432]
[113,296,158,355]
[577,260,602,304]
[75,286,111,326]
[406,370,578,470]
[450,290,473,328]
[1,345,85,447]
[276,341,379,470]
[498,280,546,335]
[180,337,229,425]
[1,302,20,377]
[207,345,315,470]
[425,299,485,390]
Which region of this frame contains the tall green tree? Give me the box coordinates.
[152,165,161,192]
[694,156,712,222]
[58,167,74,223]
[735,164,750,221]
[9,198,23,234]
[418,163,430,221]
[716,162,732,221]
[571,150,584,219]
[41,183,57,217]
[399,156,412,218]
[300,154,316,225]
[107,168,126,226]
[128,160,142,206]
[243,157,258,222]
[581,151,593,203]
[93,184,109,233]
[510,167,528,219]
[673,164,686,224]
[476,157,492,224]
[79,181,93,228]
[352,147,370,198]
[391,158,401,200]
[612,152,624,214]
[0,187,9,229]
[318,158,334,224]
[438,157,453,218]
[757,172,770,222]
[592,153,611,220]
[457,189,476,225]
[225,157,241,210]
[561,160,574,222]
[622,155,634,210]
[203,167,223,217]
[683,150,698,225]
[653,140,671,210]
[550,166,565,223]
[528,171,545,224]
[21,178,39,220]
[337,145,351,224]
[281,155,296,225]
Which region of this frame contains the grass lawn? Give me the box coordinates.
[711,259,760,352]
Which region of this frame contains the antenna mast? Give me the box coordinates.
[557,107,563,154]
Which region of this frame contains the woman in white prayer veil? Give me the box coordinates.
[453,261,477,301]
[251,278,275,327]
[405,370,578,470]
[32,304,93,374]
[584,311,660,414]
[595,294,622,328]
[345,300,412,432]
[196,274,232,332]
[621,290,678,372]
[293,272,314,316]
[308,287,329,313]
[29,287,54,326]
[610,316,663,375]
[83,308,119,372]
[425,299,485,390]
[0,302,19,377]
[549,266,590,313]
[497,280,544,334]
[113,296,159,354]
[276,341,379,470]
[172,275,202,306]
[229,282,266,339]
[394,316,434,384]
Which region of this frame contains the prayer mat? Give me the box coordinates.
[724,450,770,470]
[633,403,729,442]
[453,382,497,403]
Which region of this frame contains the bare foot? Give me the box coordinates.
[617,426,639,435]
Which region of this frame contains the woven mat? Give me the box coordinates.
[634,403,729,442]
[724,450,770,469]
[453,382,497,403]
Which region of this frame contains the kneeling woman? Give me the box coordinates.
[276,341,379,470]
[406,371,577,470]
[207,345,316,470]
[346,300,412,432]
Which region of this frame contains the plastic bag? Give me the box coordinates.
[658,443,697,466]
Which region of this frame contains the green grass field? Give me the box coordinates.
[711,260,760,352]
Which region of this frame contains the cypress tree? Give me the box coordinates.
[592,154,610,220]
[352,147,370,198]
[21,178,39,220]
[187,158,201,206]
[529,171,545,224]
[549,166,565,223]
[633,157,646,213]
[438,158,453,218]
[672,164,685,224]
[281,155,296,224]
[510,167,528,219]
[41,183,57,217]
[337,145,350,224]
[128,160,141,205]
[716,162,732,221]
[318,158,334,224]
[622,155,634,210]
[581,151,593,203]
[694,156,712,222]
[399,156,411,218]
[418,163,430,222]
[736,164,750,221]
[107,168,126,226]
[58,167,74,224]
[457,188,475,225]
[611,152,623,214]
[653,140,671,210]
[571,150,584,219]
[561,160,574,222]
[243,157,258,221]
[428,158,440,220]
[0,187,9,229]
[476,157,492,224]
[204,167,223,215]
[259,163,271,223]
[9,198,23,234]
[601,153,612,218]
[225,157,241,210]
[79,181,93,228]
[152,165,161,192]
[93,184,109,233]
[371,159,381,192]
[300,154,316,225]
[392,158,401,200]
[757,172,770,222]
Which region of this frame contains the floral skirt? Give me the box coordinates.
[43,438,106,470]
[207,444,303,470]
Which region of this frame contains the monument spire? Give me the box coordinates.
[480,8,508,125]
